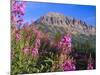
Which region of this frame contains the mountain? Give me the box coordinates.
[33,12,96,36]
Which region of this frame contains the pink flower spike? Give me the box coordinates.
[20,2,25,15]
[23,47,30,55]
[32,48,38,57]
[35,39,40,48]
[57,33,72,54]
[87,63,93,70]
[11,1,26,28]
[87,54,94,70]
[16,31,20,41]
[61,58,76,71]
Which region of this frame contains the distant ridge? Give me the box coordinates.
[33,12,96,36]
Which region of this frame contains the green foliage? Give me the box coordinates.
[72,34,96,53]
[11,30,57,74]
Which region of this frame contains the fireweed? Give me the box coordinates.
[31,38,40,57]
[23,46,30,55]
[61,57,76,71]
[58,33,72,54]
[57,33,76,71]
[11,0,26,43]
[87,54,94,70]
[11,0,25,28]
[22,28,41,57]
[32,47,39,57]
[15,30,21,41]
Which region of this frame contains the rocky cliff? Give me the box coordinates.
[34,12,96,36]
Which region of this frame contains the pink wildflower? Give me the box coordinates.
[87,63,93,70]
[35,38,41,48]
[58,33,72,54]
[11,1,25,28]
[23,47,30,55]
[61,33,72,47]
[87,54,94,70]
[32,48,38,57]
[15,31,20,40]
[19,2,25,15]
[61,58,76,71]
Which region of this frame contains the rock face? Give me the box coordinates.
[34,12,96,36]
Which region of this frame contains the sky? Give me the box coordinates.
[23,1,96,26]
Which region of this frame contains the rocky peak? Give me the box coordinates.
[34,12,96,36]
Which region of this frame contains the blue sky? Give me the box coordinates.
[23,2,96,26]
